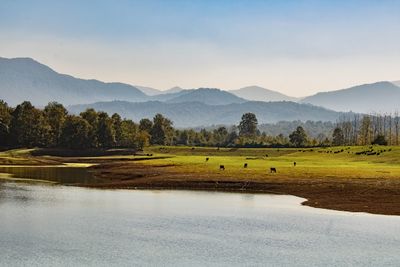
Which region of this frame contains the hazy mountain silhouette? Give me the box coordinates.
[1,57,397,119]
[301,82,400,113]
[69,100,343,127]
[0,57,148,106]
[392,81,400,87]
[164,86,184,94]
[166,88,247,105]
[134,85,185,96]
[134,85,161,96]
[230,86,298,102]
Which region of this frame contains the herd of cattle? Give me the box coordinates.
[206,157,297,173]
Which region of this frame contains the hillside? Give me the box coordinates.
[230,86,298,102]
[166,88,247,105]
[134,85,161,96]
[301,82,400,113]
[134,85,185,96]
[392,81,400,87]
[68,100,343,127]
[0,57,148,106]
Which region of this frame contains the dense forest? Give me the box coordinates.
[0,100,397,149]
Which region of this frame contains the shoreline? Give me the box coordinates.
[85,171,400,216]
[2,146,400,216]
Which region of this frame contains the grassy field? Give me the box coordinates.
[1,145,400,215]
[139,145,400,180]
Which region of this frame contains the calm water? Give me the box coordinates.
[0,181,399,267]
[0,165,96,184]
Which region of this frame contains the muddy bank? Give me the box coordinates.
[87,162,400,216]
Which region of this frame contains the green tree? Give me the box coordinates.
[135,131,150,150]
[60,115,91,149]
[177,130,190,145]
[0,121,8,146]
[44,102,67,147]
[0,100,12,126]
[289,126,308,147]
[372,134,387,145]
[10,101,50,147]
[0,100,12,146]
[80,109,99,147]
[332,127,344,146]
[111,113,123,147]
[139,118,153,133]
[150,114,173,145]
[213,126,228,146]
[119,119,138,148]
[238,113,258,138]
[226,130,238,146]
[96,112,115,148]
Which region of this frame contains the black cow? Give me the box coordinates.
[270,167,277,173]
[220,165,225,171]
[293,162,296,167]
[206,157,209,162]
[244,163,248,168]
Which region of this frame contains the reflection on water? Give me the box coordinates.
[0,182,399,266]
[0,166,96,184]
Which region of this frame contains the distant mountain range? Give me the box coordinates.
[166,88,247,105]
[134,85,184,96]
[69,100,343,127]
[229,86,298,102]
[1,56,399,126]
[301,81,400,113]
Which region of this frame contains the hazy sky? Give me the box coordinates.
[1,0,400,96]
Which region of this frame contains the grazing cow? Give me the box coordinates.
[265,154,269,157]
[270,167,277,173]
[244,163,248,168]
[293,162,296,167]
[206,157,209,162]
[219,165,225,171]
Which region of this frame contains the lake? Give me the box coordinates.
[0,172,400,266]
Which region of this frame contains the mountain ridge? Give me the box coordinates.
[0,57,148,106]
[301,81,400,113]
[230,86,298,102]
[166,88,247,105]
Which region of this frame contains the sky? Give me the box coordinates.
[1,0,400,96]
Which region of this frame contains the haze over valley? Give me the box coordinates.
[1,57,399,127]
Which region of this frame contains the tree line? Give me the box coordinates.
[331,113,400,146]
[0,100,395,149]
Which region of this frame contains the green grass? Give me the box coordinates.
[2,145,400,180]
[139,145,400,180]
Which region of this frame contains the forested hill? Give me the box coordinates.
[68,100,343,127]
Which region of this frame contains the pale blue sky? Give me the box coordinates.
[1,0,400,96]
